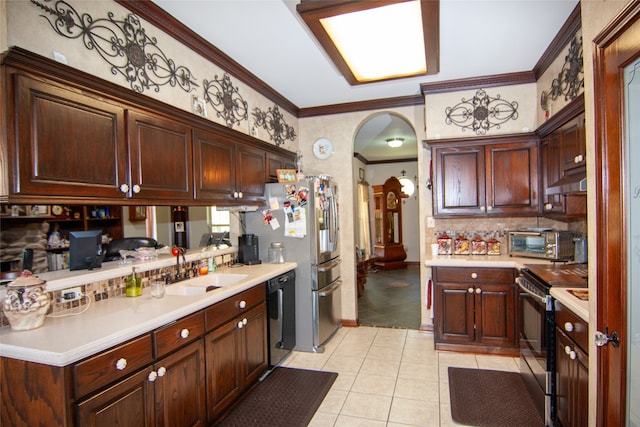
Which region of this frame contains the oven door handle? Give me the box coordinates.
[515,277,548,305]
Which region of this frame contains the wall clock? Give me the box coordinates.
[51,205,64,216]
[312,138,333,159]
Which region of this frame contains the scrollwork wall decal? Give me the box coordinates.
[31,0,198,94]
[202,73,248,128]
[541,35,583,110]
[252,106,296,146]
[445,89,519,135]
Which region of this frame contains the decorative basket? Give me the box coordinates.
[3,273,50,331]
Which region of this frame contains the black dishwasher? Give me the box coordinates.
[267,270,296,367]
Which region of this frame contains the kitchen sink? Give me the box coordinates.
[164,273,248,296]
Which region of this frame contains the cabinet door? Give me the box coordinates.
[433,146,485,216]
[561,114,586,174]
[127,110,193,201]
[12,75,127,198]
[76,367,155,427]
[193,128,234,201]
[154,340,206,427]
[556,328,572,427]
[486,141,539,215]
[435,283,475,343]
[574,345,589,427]
[205,319,242,420]
[240,302,268,385]
[541,134,566,214]
[475,283,517,347]
[266,151,296,183]
[235,144,266,202]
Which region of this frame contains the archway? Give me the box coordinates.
[353,112,421,329]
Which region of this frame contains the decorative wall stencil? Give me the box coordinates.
[541,36,583,111]
[202,73,248,128]
[31,0,198,94]
[445,89,519,135]
[252,106,296,146]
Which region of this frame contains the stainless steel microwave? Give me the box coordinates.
[508,229,575,261]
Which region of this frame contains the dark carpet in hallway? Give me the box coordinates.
[358,264,421,329]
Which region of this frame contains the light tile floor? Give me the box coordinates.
[282,326,521,427]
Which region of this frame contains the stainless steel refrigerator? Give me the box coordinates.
[244,175,341,353]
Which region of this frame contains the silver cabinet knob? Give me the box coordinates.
[238,191,243,199]
[239,300,247,309]
[569,350,577,360]
[180,328,190,339]
[157,366,166,377]
[544,203,553,210]
[564,322,574,332]
[148,371,158,382]
[486,206,493,212]
[468,288,474,293]
[471,273,478,279]
[475,288,482,294]
[119,184,129,194]
[237,320,244,329]
[565,345,572,355]
[242,318,248,325]
[132,184,141,194]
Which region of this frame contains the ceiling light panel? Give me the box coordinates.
[320,2,426,82]
[297,0,440,86]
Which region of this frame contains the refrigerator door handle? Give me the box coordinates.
[317,259,342,272]
[318,279,342,297]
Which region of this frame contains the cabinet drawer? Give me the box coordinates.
[74,334,153,399]
[434,267,515,284]
[555,301,588,352]
[153,311,205,359]
[205,284,265,331]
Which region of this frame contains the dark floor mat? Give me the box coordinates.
[216,367,338,427]
[448,367,544,427]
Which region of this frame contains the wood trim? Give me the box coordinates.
[341,319,359,328]
[535,94,585,138]
[298,94,424,118]
[593,1,640,425]
[424,132,538,149]
[115,0,299,116]
[533,3,582,79]
[420,71,536,95]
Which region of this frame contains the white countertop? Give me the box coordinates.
[424,254,555,269]
[0,262,297,366]
[550,287,589,322]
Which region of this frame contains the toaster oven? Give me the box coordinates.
[508,229,575,261]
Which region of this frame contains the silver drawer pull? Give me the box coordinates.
[239,300,247,309]
[471,273,478,279]
[180,328,190,339]
[157,366,166,377]
[148,371,158,382]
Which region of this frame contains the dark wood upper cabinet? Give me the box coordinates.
[10,74,128,199]
[560,113,586,174]
[127,110,193,201]
[193,128,266,204]
[431,134,539,217]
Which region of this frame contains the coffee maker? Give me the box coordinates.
[238,234,261,265]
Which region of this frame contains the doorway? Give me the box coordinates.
[593,3,640,424]
[353,112,421,329]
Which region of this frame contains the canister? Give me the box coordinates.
[268,242,286,264]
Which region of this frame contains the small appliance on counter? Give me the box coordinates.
[508,228,575,261]
[238,234,261,265]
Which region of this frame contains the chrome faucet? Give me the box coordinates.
[174,247,187,282]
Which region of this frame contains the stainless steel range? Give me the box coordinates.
[517,263,587,426]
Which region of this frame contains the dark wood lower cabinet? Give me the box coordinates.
[554,301,589,427]
[76,368,155,427]
[205,302,267,423]
[0,284,267,427]
[433,267,518,355]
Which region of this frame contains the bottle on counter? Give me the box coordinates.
[125,268,142,297]
[268,242,286,263]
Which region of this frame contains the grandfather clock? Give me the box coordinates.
[372,177,407,270]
